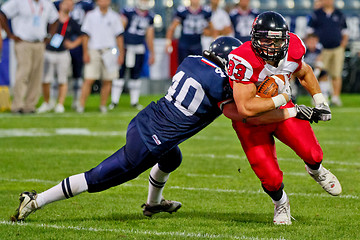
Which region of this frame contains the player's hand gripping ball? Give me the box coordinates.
[256,75,286,98]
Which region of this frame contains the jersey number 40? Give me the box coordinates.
[165,71,205,117]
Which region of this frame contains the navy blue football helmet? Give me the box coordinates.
[251,11,290,62]
[203,36,242,70]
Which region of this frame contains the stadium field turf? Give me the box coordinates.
[1,94,359,239]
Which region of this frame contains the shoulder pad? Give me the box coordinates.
[288,33,306,61]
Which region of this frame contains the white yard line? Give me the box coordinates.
[0,112,137,118]
[0,220,282,240]
[185,153,360,167]
[0,128,126,138]
[0,177,358,199]
[2,148,359,167]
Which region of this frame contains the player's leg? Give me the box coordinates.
[11,119,156,221]
[100,61,118,113]
[70,46,84,110]
[37,51,54,113]
[78,50,101,113]
[109,64,126,110]
[128,54,145,109]
[318,73,330,102]
[232,121,292,225]
[55,51,71,113]
[275,117,342,195]
[85,119,158,192]
[142,146,182,216]
[329,47,345,106]
[11,173,88,222]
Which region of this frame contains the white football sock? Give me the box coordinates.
[36,173,88,208]
[128,79,142,105]
[272,190,288,206]
[147,164,170,205]
[73,78,83,101]
[319,81,330,100]
[111,79,125,104]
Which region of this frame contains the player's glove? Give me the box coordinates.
[295,104,317,123]
[275,76,291,101]
[313,102,332,122]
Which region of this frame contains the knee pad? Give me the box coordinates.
[112,79,125,88]
[260,171,283,192]
[157,146,182,173]
[128,80,142,90]
[303,144,323,166]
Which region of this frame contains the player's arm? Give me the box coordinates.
[165,19,180,53]
[203,22,216,39]
[146,26,155,65]
[116,34,125,66]
[121,14,128,29]
[223,101,294,125]
[64,35,83,49]
[218,25,232,36]
[294,62,331,121]
[293,62,321,96]
[233,81,290,117]
[82,34,90,63]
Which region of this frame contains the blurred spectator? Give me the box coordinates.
[0,0,58,114]
[53,0,94,109]
[68,0,94,109]
[54,0,95,109]
[202,0,232,50]
[109,0,155,110]
[229,0,259,43]
[77,0,124,113]
[313,0,323,10]
[307,0,349,106]
[37,0,83,114]
[0,22,2,59]
[165,0,213,66]
[304,33,330,101]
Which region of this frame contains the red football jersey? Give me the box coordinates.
[227,33,306,87]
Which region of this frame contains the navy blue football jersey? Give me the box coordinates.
[122,7,154,45]
[175,6,212,49]
[54,0,94,25]
[135,56,231,156]
[229,9,258,43]
[70,0,95,25]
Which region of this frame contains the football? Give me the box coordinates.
[256,75,286,98]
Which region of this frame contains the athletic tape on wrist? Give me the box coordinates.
[272,94,287,108]
[313,93,326,105]
[287,107,297,118]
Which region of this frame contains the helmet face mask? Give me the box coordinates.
[251,11,290,62]
[203,36,242,71]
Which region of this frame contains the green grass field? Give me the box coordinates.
[1,94,359,239]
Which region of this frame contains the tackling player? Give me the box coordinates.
[10,37,314,222]
[227,11,342,225]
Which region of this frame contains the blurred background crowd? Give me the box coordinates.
[0,0,359,113]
